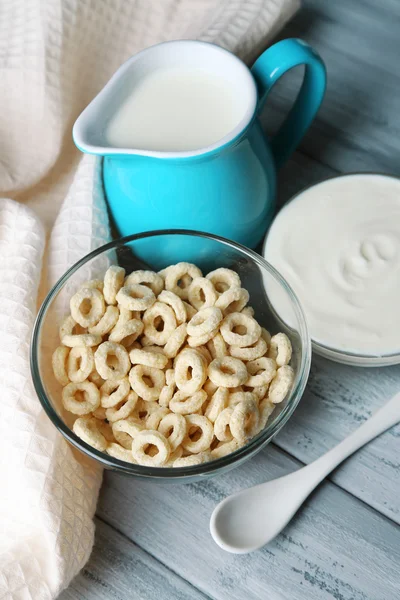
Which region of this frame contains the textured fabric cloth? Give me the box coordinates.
[0,0,299,597]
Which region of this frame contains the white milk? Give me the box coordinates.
[105,67,247,152]
[263,174,400,356]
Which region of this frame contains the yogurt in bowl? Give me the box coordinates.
[263,173,400,366]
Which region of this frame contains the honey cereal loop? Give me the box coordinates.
[187,327,219,347]
[146,406,169,430]
[188,277,218,310]
[165,262,203,299]
[131,430,170,466]
[129,346,168,369]
[106,442,136,463]
[109,318,144,347]
[207,332,227,359]
[158,413,187,450]
[229,335,268,361]
[268,332,292,367]
[163,323,187,359]
[257,397,276,431]
[173,451,211,467]
[246,357,276,387]
[182,414,214,454]
[94,341,130,380]
[52,346,70,386]
[182,301,197,320]
[67,346,94,383]
[215,286,249,315]
[241,306,255,317]
[208,356,248,388]
[73,416,108,451]
[220,312,261,348]
[143,302,177,345]
[89,305,119,336]
[170,389,207,415]
[60,315,101,348]
[228,390,257,408]
[211,439,239,459]
[204,387,229,423]
[268,365,294,404]
[230,398,259,443]
[103,265,125,305]
[106,390,138,423]
[125,270,164,295]
[100,376,130,408]
[187,307,222,337]
[206,268,241,294]
[175,348,207,394]
[116,283,155,311]
[129,364,165,401]
[157,290,187,324]
[70,287,105,328]
[112,417,144,449]
[214,407,234,442]
[62,381,100,415]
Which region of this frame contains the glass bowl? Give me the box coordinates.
[30,230,311,482]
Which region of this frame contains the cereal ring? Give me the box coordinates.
[106,442,136,463]
[100,377,130,408]
[163,323,187,358]
[204,387,229,423]
[158,413,187,450]
[52,346,70,386]
[195,345,212,364]
[157,290,187,324]
[129,364,165,401]
[104,265,125,305]
[165,446,183,466]
[173,451,211,467]
[125,270,164,295]
[67,346,94,383]
[73,416,107,451]
[228,390,257,408]
[244,384,268,401]
[207,332,227,359]
[106,390,138,423]
[246,357,277,387]
[208,356,248,387]
[62,381,100,415]
[175,349,207,394]
[60,315,101,347]
[132,399,159,422]
[109,319,144,348]
[182,414,214,454]
[188,277,218,310]
[131,430,170,466]
[70,287,105,328]
[165,262,203,299]
[79,279,104,292]
[261,327,272,345]
[187,327,219,347]
[268,365,294,404]
[187,307,222,337]
[129,346,168,369]
[182,301,197,320]
[116,307,134,327]
[159,380,176,407]
[116,283,155,311]
[241,306,255,317]
[143,302,177,346]
[214,407,234,442]
[211,439,239,459]
[206,268,241,294]
[170,389,207,415]
[230,398,259,443]
[229,336,268,361]
[220,312,261,347]
[203,379,218,398]
[94,341,130,380]
[166,368,175,386]
[89,370,105,387]
[88,305,119,336]
[215,287,249,315]
[257,397,276,431]
[268,332,292,366]
[112,417,144,449]
[92,406,107,420]
[145,407,168,430]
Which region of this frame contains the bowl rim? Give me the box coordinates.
[262,171,400,368]
[31,229,311,479]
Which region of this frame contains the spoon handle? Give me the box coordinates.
[301,391,400,489]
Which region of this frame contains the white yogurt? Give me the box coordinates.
[263,174,400,356]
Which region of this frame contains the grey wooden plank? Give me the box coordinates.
[97,445,400,600]
[260,0,400,175]
[59,518,210,600]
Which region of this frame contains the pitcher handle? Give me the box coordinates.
[251,38,326,169]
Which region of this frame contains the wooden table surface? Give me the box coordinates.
[61,2,400,598]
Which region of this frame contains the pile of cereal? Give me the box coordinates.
[52,263,294,467]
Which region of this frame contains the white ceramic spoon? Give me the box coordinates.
[210,391,400,554]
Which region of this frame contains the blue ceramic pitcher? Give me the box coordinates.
[73,39,326,263]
